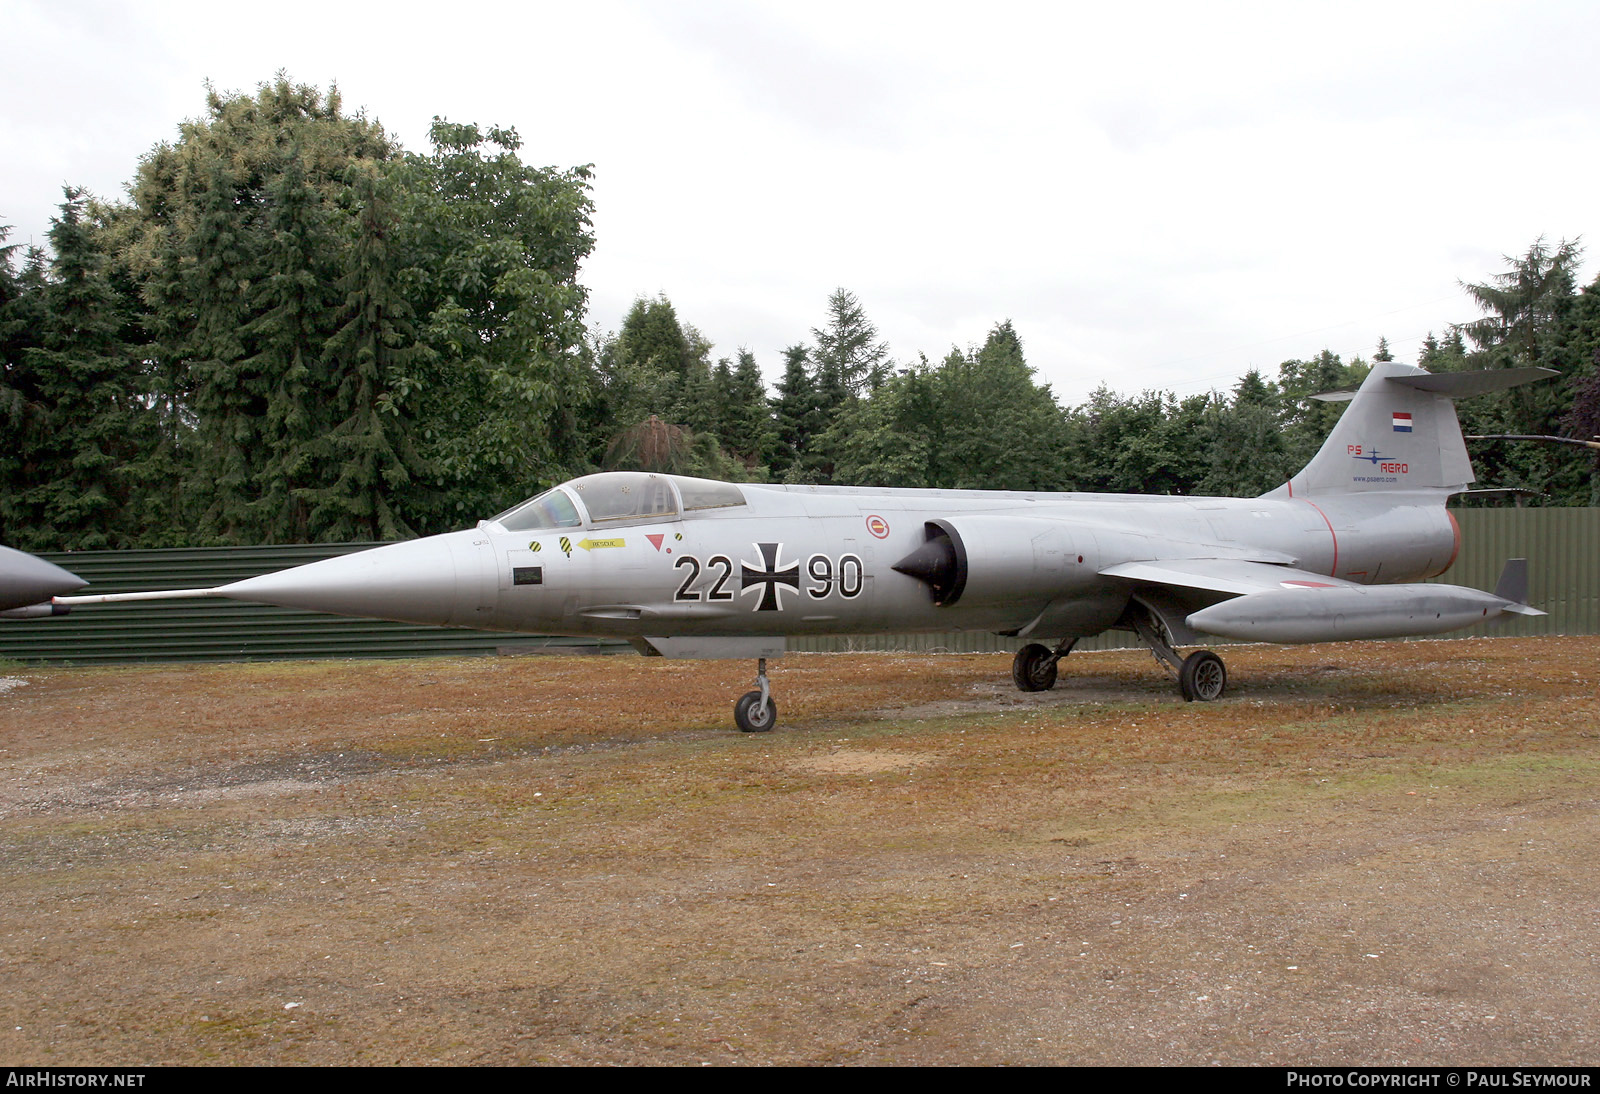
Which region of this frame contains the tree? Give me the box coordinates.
[120,75,397,543]
[86,78,599,542]
[1196,379,1291,496]
[826,322,1070,491]
[600,415,749,479]
[614,295,693,379]
[393,118,596,525]
[714,349,776,471]
[302,166,435,540]
[926,321,1068,490]
[1459,238,1582,364]
[1274,350,1367,473]
[0,231,52,546]
[1454,239,1587,504]
[1067,387,1207,495]
[770,344,827,481]
[811,288,889,403]
[822,363,935,488]
[0,194,166,549]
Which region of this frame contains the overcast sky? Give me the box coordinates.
[4,0,1596,404]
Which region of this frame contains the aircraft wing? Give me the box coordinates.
[1098,557,1360,597]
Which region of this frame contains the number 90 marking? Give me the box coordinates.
[807,553,863,599]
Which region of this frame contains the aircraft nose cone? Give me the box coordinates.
[219,532,493,626]
[0,545,87,611]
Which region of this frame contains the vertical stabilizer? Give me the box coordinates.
[1264,362,1555,499]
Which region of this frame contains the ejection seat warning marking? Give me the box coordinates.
[647,534,664,551]
[578,537,625,552]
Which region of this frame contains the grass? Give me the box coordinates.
[2,636,1599,1064]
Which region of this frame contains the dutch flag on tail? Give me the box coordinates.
[1392,412,1413,432]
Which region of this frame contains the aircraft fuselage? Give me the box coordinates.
[222,480,1457,644]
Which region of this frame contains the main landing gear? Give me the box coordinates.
[1012,612,1229,703]
[734,657,777,732]
[1177,649,1227,703]
[1128,607,1228,702]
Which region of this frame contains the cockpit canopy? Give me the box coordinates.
[491,472,746,531]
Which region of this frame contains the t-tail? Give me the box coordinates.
[1263,361,1557,500]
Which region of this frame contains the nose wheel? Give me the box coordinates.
[734,657,777,732]
[1012,638,1077,692]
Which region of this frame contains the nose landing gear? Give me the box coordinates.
[1011,638,1078,691]
[734,657,777,732]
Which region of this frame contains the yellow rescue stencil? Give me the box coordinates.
[578,537,625,552]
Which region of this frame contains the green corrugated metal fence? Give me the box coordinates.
[1433,507,1600,639]
[2,508,1595,665]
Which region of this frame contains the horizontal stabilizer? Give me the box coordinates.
[1390,367,1558,398]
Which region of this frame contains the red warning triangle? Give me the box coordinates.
[646,534,664,551]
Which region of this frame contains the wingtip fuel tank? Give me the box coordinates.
[1184,580,1538,644]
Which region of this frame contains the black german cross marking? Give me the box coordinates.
[740,542,800,612]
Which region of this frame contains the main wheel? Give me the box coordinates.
[1179,650,1227,702]
[734,690,777,732]
[1012,643,1058,692]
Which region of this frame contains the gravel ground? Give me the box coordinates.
[0,636,1596,1065]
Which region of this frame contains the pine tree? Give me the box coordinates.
[715,349,776,471]
[123,76,396,543]
[811,288,889,402]
[771,344,826,481]
[1,193,162,549]
[1455,239,1586,503]
[305,166,434,540]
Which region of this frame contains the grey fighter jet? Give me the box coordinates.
[53,361,1550,732]
[0,545,84,617]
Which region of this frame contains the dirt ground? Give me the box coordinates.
[0,636,1597,1066]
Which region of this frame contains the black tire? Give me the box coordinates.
[734,690,777,732]
[1179,650,1226,702]
[1012,643,1058,692]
